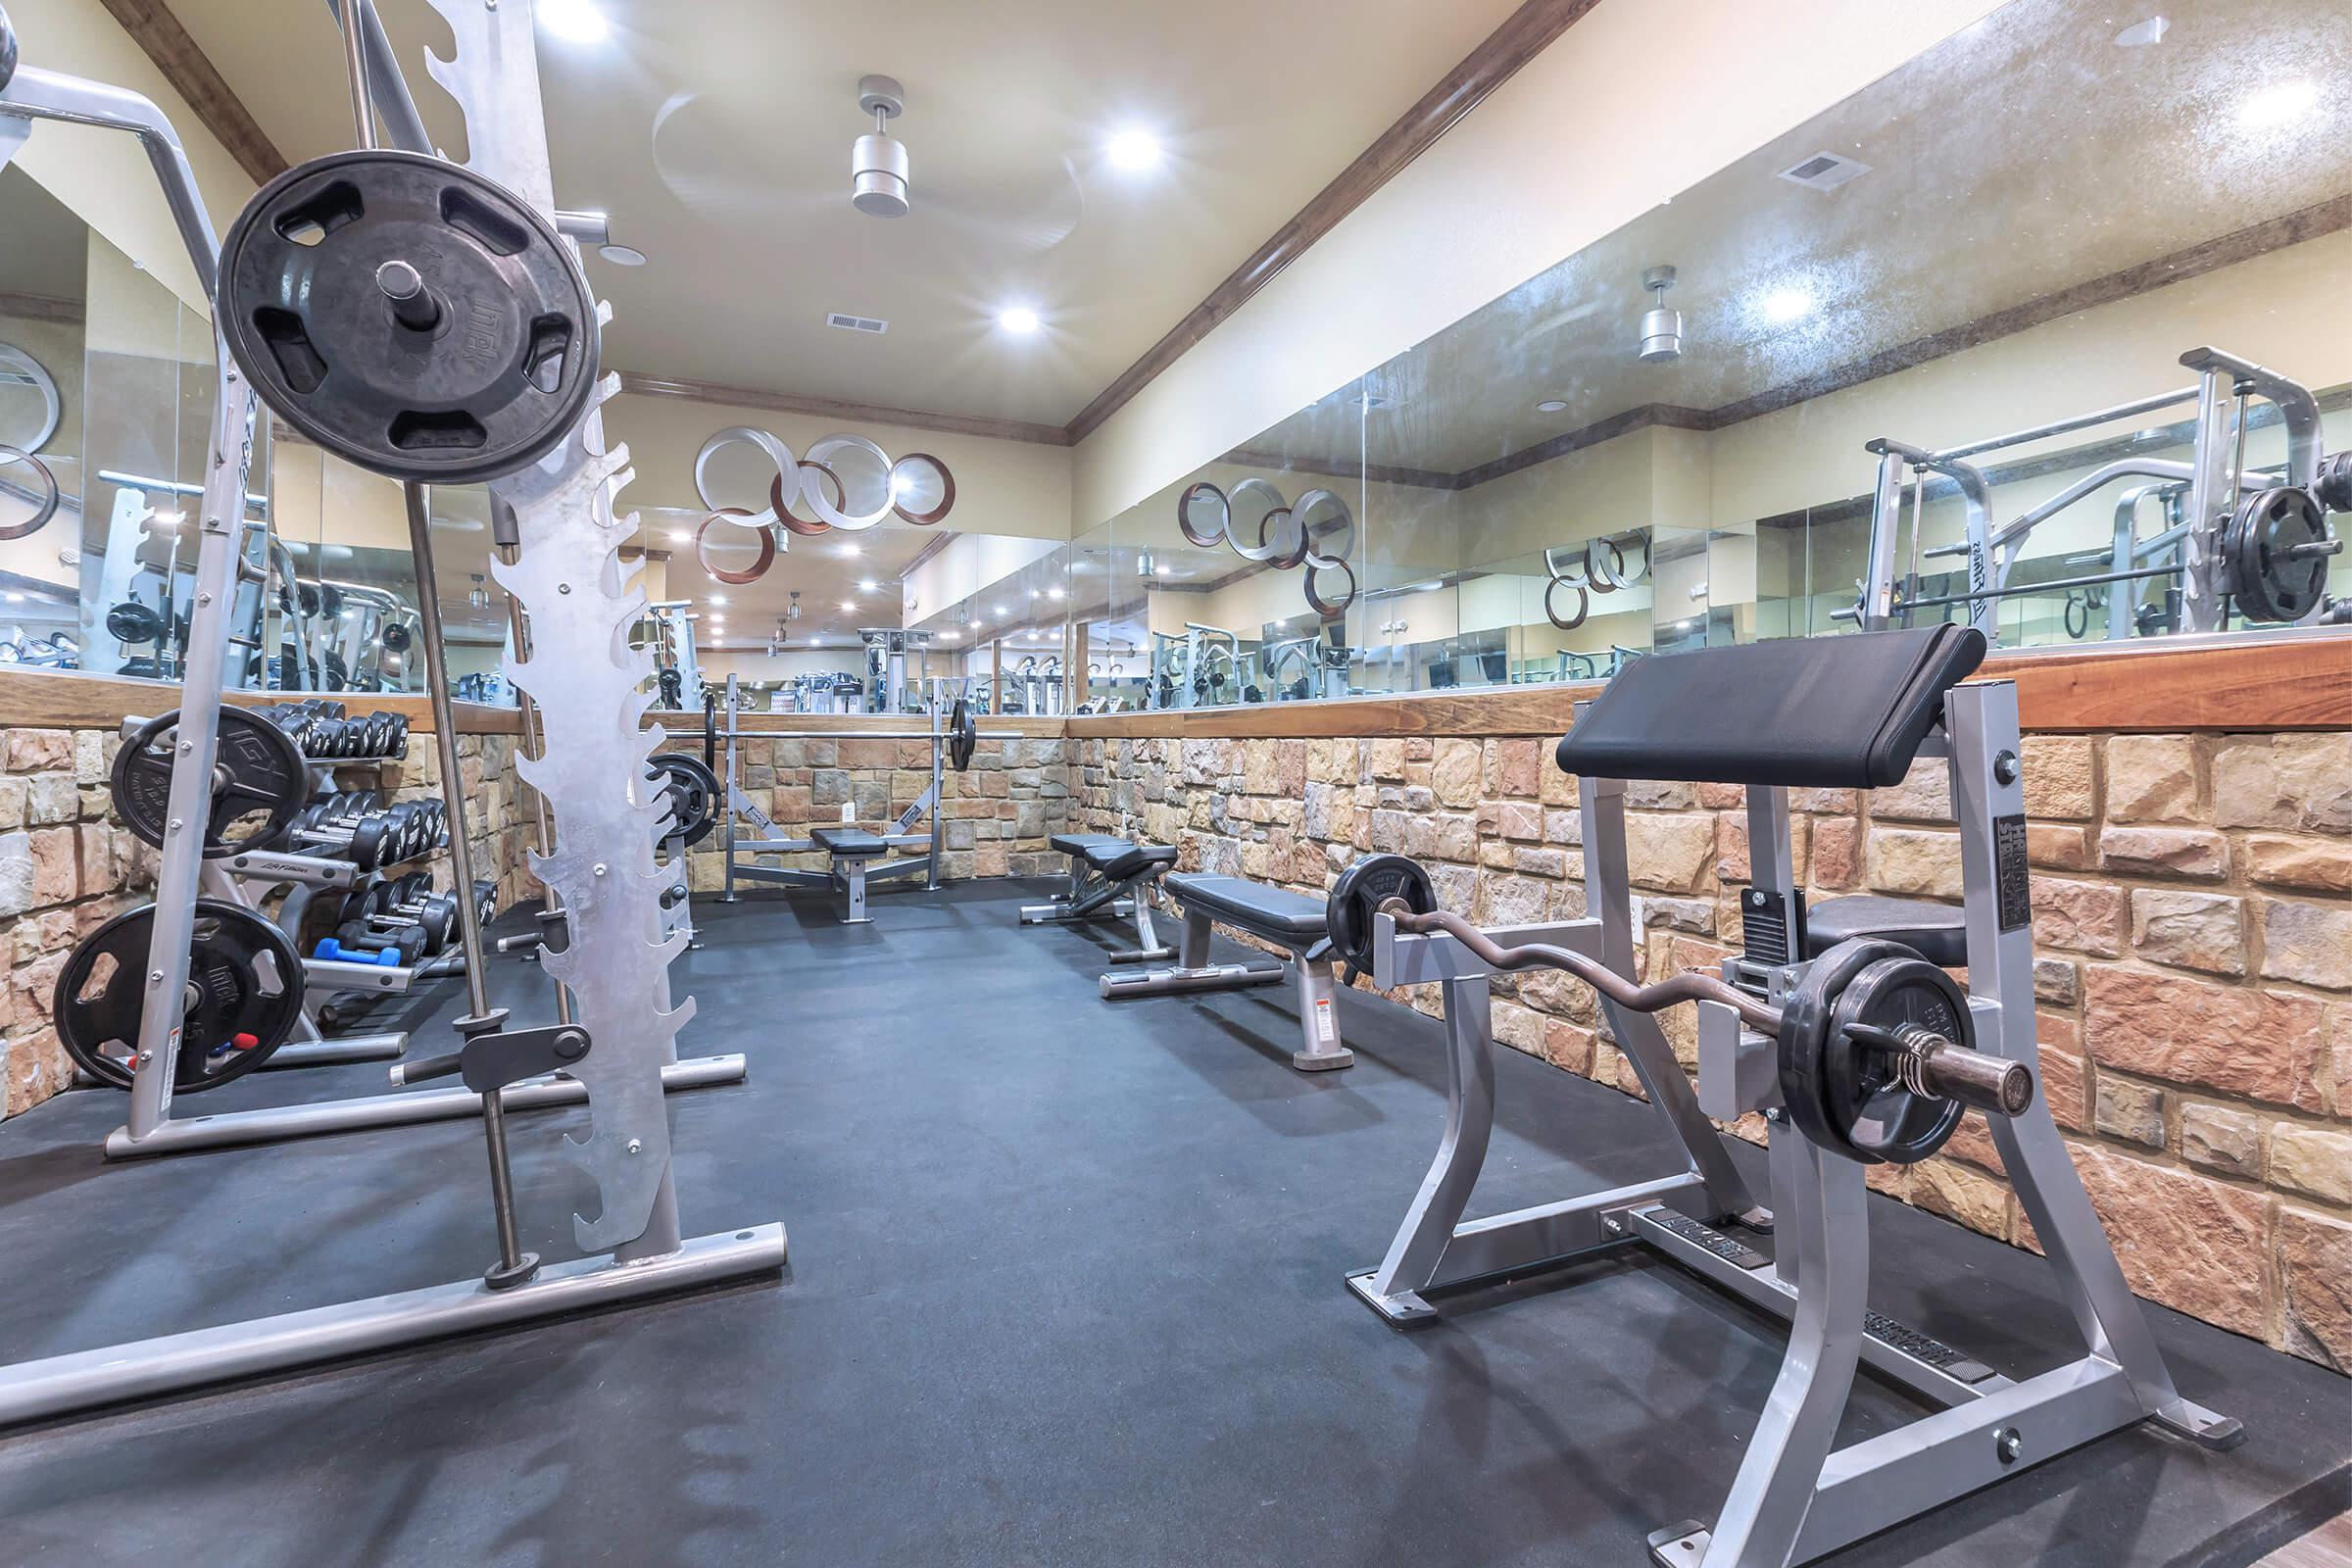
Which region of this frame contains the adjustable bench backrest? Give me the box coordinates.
[1554,625,1987,789]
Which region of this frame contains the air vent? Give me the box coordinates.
[825,312,888,334]
[1777,152,1871,192]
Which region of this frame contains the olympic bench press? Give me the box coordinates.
[1021,833,1177,962]
[1100,869,1353,1071]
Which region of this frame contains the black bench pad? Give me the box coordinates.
[1556,625,1985,790]
[810,826,892,858]
[1805,895,1968,968]
[1164,873,1327,943]
[1050,832,1132,857]
[1083,840,1176,881]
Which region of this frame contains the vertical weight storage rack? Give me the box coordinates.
[0,0,781,1429]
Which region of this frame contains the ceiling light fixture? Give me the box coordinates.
[1106,128,1161,170]
[667,528,690,544]
[1048,586,1065,600]
[710,593,728,606]
[467,573,490,610]
[598,244,648,267]
[2237,77,2320,131]
[851,74,910,218]
[1760,284,1814,324]
[839,600,856,612]
[1637,265,1683,364]
[538,0,609,43]
[1536,399,1568,414]
[838,543,861,558]
[858,578,878,592]
[2113,16,2169,47]
[998,306,1041,335]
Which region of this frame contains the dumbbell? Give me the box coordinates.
[288,797,426,869]
[314,918,427,968]
[337,873,461,954]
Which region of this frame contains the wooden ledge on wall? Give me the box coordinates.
[1062,629,2352,742]
[0,666,523,735]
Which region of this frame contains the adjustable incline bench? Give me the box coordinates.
[1100,870,1352,1071]
[1021,833,1177,961]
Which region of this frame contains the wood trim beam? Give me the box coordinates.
[616,372,1070,448]
[1063,633,2352,740]
[94,0,288,186]
[0,292,86,325]
[0,667,519,733]
[1060,0,1604,446]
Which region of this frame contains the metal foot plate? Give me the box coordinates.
[1646,1521,1709,1567]
[1345,1269,1437,1328]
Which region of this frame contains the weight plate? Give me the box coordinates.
[649,753,719,847]
[105,600,164,645]
[1822,953,1971,1165]
[2229,485,2332,623]
[949,698,977,772]
[1326,852,1437,975]
[55,899,302,1091]
[217,148,599,485]
[112,707,309,858]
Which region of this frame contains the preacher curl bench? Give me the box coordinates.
[1331,625,2237,1568]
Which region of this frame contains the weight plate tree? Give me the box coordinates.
[56,900,304,1091]
[217,148,599,484]
[111,707,309,857]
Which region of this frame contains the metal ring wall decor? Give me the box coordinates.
[688,424,959,585]
[1171,476,1360,617]
[694,506,776,585]
[0,443,60,542]
[1541,531,1651,630]
[0,344,62,456]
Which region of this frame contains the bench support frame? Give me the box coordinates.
[1102,904,1352,1071]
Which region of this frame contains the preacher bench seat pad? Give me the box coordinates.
[809,826,892,858]
[1555,624,1986,790]
[1804,895,1969,969]
[1163,873,1329,942]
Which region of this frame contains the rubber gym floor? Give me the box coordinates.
[0,880,2343,1567]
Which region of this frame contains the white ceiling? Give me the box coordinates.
[1250,0,2352,476]
[167,0,1523,429]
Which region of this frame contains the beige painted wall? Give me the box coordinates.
[6,0,258,313]
[1066,0,2004,535]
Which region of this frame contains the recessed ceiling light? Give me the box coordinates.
[1760,285,1814,323]
[839,600,856,612]
[710,593,727,605]
[838,543,860,557]
[1106,128,1161,171]
[858,578,878,591]
[598,244,648,267]
[1048,586,1065,600]
[1536,399,1568,414]
[2113,16,2168,46]
[538,0,609,43]
[667,528,690,544]
[2237,77,2319,130]
[1154,563,1173,576]
[998,306,1041,334]
[3,592,22,604]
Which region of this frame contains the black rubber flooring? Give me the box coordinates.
[0,879,2343,1566]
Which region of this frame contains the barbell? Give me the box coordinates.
[1327,854,2033,1167]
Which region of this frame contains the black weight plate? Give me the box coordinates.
[112,707,308,858]
[1824,955,1971,1165]
[218,148,600,485]
[950,698,977,772]
[2230,485,2331,623]
[55,900,303,1092]
[649,753,719,847]
[105,600,163,644]
[1778,939,1905,1161]
[1326,853,1437,974]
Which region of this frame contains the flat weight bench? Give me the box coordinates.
[1021,833,1178,962]
[1100,871,1352,1071]
[808,826,894,924]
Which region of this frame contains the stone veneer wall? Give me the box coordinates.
[0,722,528,1124]
[660,734,1072,890]
[1070,729,2352,1374]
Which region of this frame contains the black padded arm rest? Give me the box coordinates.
[1554,626,1986,789]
